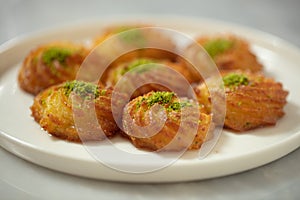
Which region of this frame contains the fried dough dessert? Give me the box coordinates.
[194,70,288,131]
[93,24,151,46]
[195,35,263,72]
[103,58,197,98]
[105,58,196,85]
[122,91,213,151]
[92,24,177,68]
[18,42,88,95]
[31,80,126,142]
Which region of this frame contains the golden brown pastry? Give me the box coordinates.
[92,24,177,69]
[103,58,198,98]
[195,35,263,73]
[122,91,214,151]
[194,70,288,131]
[93,24,151,46]
[105,58,194,85]
[18,42,88,95]
[31,80,126,142]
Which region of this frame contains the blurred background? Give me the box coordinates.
[0,0,299,46]
[0,0,299,199]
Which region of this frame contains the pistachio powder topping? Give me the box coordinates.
[121,59,155,75]
[42,47,73,66]
[118,29,146,47]
[203,38,233,58]
[136,91,193,112]
[223,73,249,87]
[63,80,103,99]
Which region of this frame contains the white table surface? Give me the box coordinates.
[0,0,299,199]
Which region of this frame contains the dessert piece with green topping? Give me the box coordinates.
[118,29,146,47]
[122,90,213,151]
[194,70,288,132]
[107,58,156,86]
[166,101,193,112]
[134,91,194,113]
[105,57,197,99]
[18,42,88,95]
[120,58,156,75]
[42,47,73,67]
[63,80,101,100]
[30,80,127,142]
[144,91,174,108]
[203,38,233,58]
[195,35,263,72]
[223,73,249,88]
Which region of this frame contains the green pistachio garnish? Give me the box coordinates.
[203,38,233,58]
[166,101,193,112]
[42,47,73,66]
[145,91,175,107]
[100,89,107,96]
[118,29,146,47]
[223,73,249,87]
[121,59,155,75]
[112,59,156,85]
[112,26,135,34]
[63,80,100,99]
[136,91,193,112]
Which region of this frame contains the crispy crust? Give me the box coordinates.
[104,59,198,98]
[18,42,88,95]
[122,91,214,151]
[93,24,178,75]
[194,70,288,131]
[31,84,126,142]
[196,35,263,73]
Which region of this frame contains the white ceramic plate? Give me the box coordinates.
[0,16,299,182]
